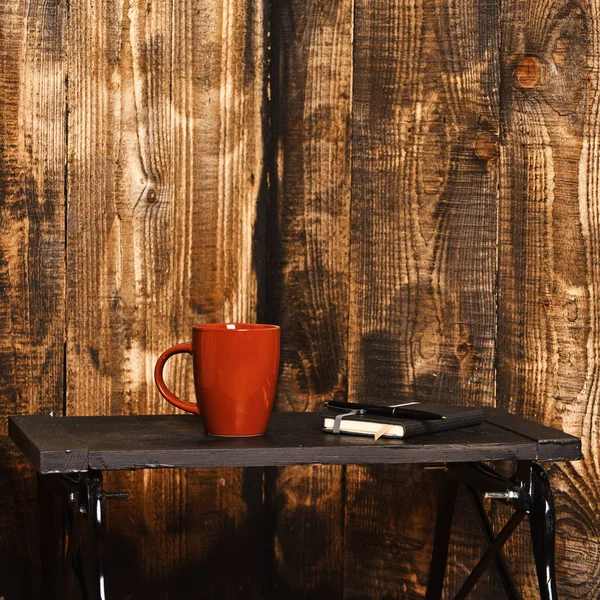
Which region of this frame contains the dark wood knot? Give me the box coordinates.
[515,56,542,89]
[456,342,472,359]
[474,131,499,160]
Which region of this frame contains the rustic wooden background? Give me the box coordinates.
[1,0,599,597]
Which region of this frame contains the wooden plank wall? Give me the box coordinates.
[0,0,599,598]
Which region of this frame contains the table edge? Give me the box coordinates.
[9,411,582,474]
[9,416,89,473]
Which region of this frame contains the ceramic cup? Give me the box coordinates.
[154,323,280,436]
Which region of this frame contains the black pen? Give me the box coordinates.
[325,401,445,420]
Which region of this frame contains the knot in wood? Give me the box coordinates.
[474,131,499,160]
[147,188,158,203]
[456,342,472,359]
[515,56,542,89]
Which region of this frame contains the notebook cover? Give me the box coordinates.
[322,403,485,439]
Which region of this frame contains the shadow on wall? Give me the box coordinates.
[104,527,263,600]
[357,328,463,404]
[0,440,40,600]
[0,557,40,600]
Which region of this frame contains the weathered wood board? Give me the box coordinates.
[0,0,66,595]
[266,0,353,596]
[498,0,600,597]
[346,0,500,596]
[0,0,66,434]
[65,0,267,595]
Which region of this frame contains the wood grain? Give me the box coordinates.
[2,0,599,596]
[269,0,352,411]
[0,0,66,594]
[498,0,600,597]
[266,0,353,596]
[346,0,500,597]
[0,0,66,432]
[66,0,267,595]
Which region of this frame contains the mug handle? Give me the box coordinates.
[154,342,200,415]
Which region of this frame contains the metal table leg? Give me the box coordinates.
[89,471,108,600]
[426,474,459,600]
[425,461,559,600]
[467,487,522,599]
[528,463,558,600]
[38,470,127,600]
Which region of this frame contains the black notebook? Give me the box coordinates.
[322,403,485,440]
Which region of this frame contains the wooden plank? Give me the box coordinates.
[9,416,88,473]
[498,0,600,597]
[80,431,539,468]
[66,0,267,595]
[0,0,66,435]
[348,0,499,407]
[345,465,439,599]
[483,407,582,461]
[536,439,582,462]
[346,0,500,596]
[0,0,66,594]
[483,407,581,444]
[9,413,562,469]
[266,0,353,596]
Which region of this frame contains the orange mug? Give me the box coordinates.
[154,323,280,436]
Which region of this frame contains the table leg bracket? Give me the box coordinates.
[425,461,558,600]
[38,470,128,600]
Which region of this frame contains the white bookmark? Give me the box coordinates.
[374,424,395,440]
[374,402,419,438]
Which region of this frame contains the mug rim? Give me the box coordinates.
[192,323,280,332]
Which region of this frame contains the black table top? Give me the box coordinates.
[8,408,581,474]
